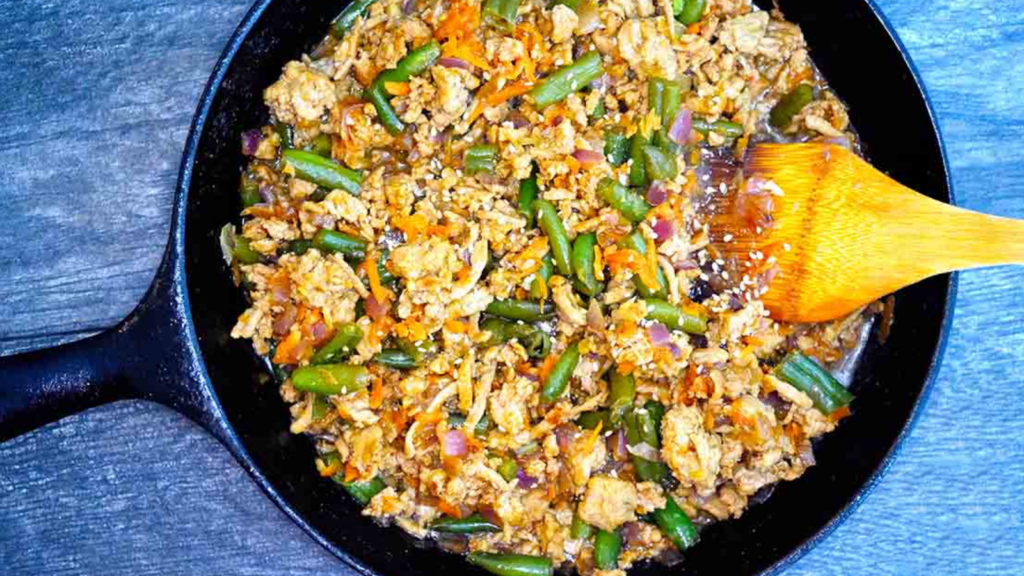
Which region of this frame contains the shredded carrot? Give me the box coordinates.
[828,406,852,423]
[438,499,463,519]
[442,37,490,70]
[534,275,549,301]
[273,329,311,365]
[538,355,558,383]
[445,319,467,333]
[582,421,603,454]
[485,78,534,107]
[643,236,661,291]
[416,410,445,425]
[592,243,604,281]
[392,212,428,242]
[686,23,701,34]
[319,458,341,478]
[617,361,635,375]
[384,81,411,96]
[365,251,394,305]
[369,377,384,409]
[344,463,360,482]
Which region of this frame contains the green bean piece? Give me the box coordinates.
[773,351,854,414]
[449,412,491,437]
[311,323,364,365]
[628,133,650,187]
[644,399,666,431]
[651,128,684,156]
[653,496,699,550]
[396,338,439,364]
[596,177,649,223]
[529,253,554,301]
[617,229,669,298]
[769,83,814,128]
[291,364,371,396]
[239,177,261,208]
[623,410,669,482]
[366,78,405,136]
[529,51,605,109]
[309,187,329,202]
[514,441,539,456]
[308,133,333,157]
[648,78,666,121]
[642,145,678,180]
[465,144,499,174]
[533,199,573,276]
[677,0,707,25]
[331,0,379,37]
[466,552,554,576]
[233,237,261,264]
[497,457,519,482]
[521,330,552,359]
[636,404,662,448]
[643,298,707,334]
[518,176,539,227]
[486,299,554,321]
[570,514,592,540]
[571,232,602,297]
[373,349,417,369]
[541,342,580,402]
[483,0,521,31]
[692,117,745,139]
[395,40,442,78]
[577,409,610,430]
[312,228,368,258]
[321,453,387,504]
[312,394,331,420]
[282,149,363,195]
[671,0,685,16]
[661,82,682,132]
[608,372,636,428]
[274,122,294,150]
[591,99,606,120]
[604,130,628,166]
[594,529,623,570]
[430,513,501,534]
[375,248,397,286]
[281,239,312,256]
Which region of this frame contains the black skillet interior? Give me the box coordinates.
[183,0,953,574]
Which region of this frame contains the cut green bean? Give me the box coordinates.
[233,237,261,264]
[570,513,592,540]
[373,349,417,369]
[366,77,405,136]
[677,0,707,25]
[672,0,685,15]
[239,176,261,208]
[529,51,604,109]
[576,409,610,430]
[534,199,572,276]
[624,410,669,482]
[481,318,551,358]
[643,145,678,180]
[604,130,628,166]
[648,78,666,121]
[367,41,442,135]
[609,371,636,428]
[311,323,364,365]
[692,117,744,139]
[320,452,387,504]
[331,0,379,37]
[628,132,650,187]
[307,133,333,157]
[486,299,554,321]
[396,338,439,365]
[644,399,666,431]
[283,149,363,195]
[312,394,331,420]
[529,253,554,301]
[281,239,312,256]
[291,364,371,396]
[661,82,682,132]
[448,412,491,437]
[274,122,294,150]
[618,229,669,298]
[643,298,707,334]
[594,529,622,570]
[465,144,498,174]
[591,99,606,120]
[541,342,580,402]
[312,229,368,258]
[518,176,539,227]
[571,232,602,297]
[497,457,519,482]
[430,513,501,534]
[773,351,854,414]
[597,177,649,223]
[483,0,521,31]
[653,496,699,550]
[466,552,553,576]
[769,83,814,128]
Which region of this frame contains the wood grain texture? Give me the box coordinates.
[1,0,1023,575]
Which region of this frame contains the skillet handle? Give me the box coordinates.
[0,260,233,445]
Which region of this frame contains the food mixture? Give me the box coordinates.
[224,0,870,573]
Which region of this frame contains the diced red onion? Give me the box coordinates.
[621,522,643,547]
[259,185,276,204]
[607,429,629,461]
[310,320,330,345]
[442,430,469,457]
[668,109,693,145]
[402,0,417,14]
[589,73,610,92]
[666,342,682,358]
[646,181,668,206]
[573,149,604,169]
[365,293,389,320]
[516,469,538,489]
[554,424,575,452]
[651,218,675,242]
[646,322,672,346]
[272,304,297,336]
[626,442,661,461]
[506,110,531,129]
[673,258,699,271]
[429,128,447,144]
[478,506,502,526]
[438,57,471,70]
[241,129,262,156]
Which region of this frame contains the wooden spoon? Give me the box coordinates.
[706,142,1024,323]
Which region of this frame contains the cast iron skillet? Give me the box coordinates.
[0,0,955,574]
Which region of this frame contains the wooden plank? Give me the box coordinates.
[1,0,1023,574]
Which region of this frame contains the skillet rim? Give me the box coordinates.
[173,0,958,574]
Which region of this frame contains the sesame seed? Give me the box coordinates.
[723,233,733,242]
[783,243,792,251]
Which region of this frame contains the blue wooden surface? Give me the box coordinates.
[1,0,1023,574]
